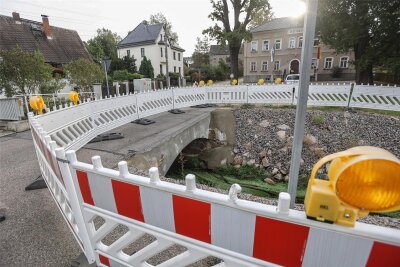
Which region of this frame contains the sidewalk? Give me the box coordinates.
[0,131,81,267]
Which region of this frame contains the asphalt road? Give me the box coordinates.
[0,131,81,267]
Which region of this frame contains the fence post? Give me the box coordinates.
[292,86,296,105]
[54,148,96,264]
[347,83,355,109]
[246,85,249,104]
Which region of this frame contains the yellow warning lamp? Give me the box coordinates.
[199,80,205,87]
[258,79,264,85]
[305,146,400,227]
[29,96,46,115]
[69,91,79,105]
[207,80,214,86]
[231,79,238,85]
[274,77,282,84]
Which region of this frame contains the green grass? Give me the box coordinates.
[311,114,325,126]
[169,165,307,203]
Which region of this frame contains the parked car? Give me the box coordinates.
[284,74,300,84]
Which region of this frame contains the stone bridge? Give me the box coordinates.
[77,107,236,175]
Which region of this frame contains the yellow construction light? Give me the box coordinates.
[274,77,282,84]
[258,79,264,85]
[305,146,400,227]
[69,91,79,105]
[29,96,46,115]
[231,79,238,85]
[199,80,205,87]
[207,80,213,86]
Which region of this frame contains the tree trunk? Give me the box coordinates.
[229,41,241,79]
[354,0,373,85]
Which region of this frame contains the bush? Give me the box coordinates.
[64,58,104,91]
[311,114,325,126]
[139,56,154,79]
[112,70,143,81]
[331,66,342,78]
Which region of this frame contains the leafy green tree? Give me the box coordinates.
[0,47,53,96]
[39,74,66,94]
[248,3,273,29]
[109,55,137,73]
[149,13,179,44]
[203,0,272,78]
[85,28,121,62]
[317,0,400,84]
[64,58,104,91]
[139,56,154,79]
[192,36,210,68]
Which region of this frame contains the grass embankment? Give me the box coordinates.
[168,165,308,203]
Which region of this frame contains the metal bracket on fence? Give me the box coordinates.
[89,132,124,143]
[168,109,185,114]
[132,118,155,125]
[56,157,70,164]
[347,83,355,109]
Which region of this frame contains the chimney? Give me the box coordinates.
[12,12,21,24]
[142,20,148,25]
[41,14,52,39]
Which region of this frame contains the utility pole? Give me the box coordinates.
[287,0,319,208]
[164,25,172,89]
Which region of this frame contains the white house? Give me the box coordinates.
[117,20,185,78]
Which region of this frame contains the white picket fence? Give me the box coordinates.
[27,83,400,266]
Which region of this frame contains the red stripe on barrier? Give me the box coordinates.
[172,195,211,243]
[366,242,400,267]
[76,170,94,205]
[253,216,309,267]
[111,179,144,222]
[99,254,110,266]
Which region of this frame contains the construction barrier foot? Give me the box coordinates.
[70,253,96,267]
[25,175,47,191]
[89,133,124,143]
[132,118,156,125]
[168,109,185,114]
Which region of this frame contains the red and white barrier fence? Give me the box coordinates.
[26,84,400,266]
[49,150,400,267]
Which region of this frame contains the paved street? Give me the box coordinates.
[0,131,81,267]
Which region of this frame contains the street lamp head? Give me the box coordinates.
[230,73,234,79]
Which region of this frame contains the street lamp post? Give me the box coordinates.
[287,0,319,208]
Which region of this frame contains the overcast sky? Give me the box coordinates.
[0,0,306,56]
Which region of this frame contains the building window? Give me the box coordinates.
[174,66,176,73]
[179,67,181,75]
[274,39,281,50]
[250,62,257,72]
[262,61,268,71]
[298,37,303,48]
[178,53,181,61]
[274,60,280,71]
[141,48,145,57]
[262,40,269,51]
[314,39,320,47]
[127,50,130,57]
[311,58,318,69]
[173,52,176,60]
[160,64,163,75]
[251,41,258,52]
[160,47,163,57]
[288,37,296,49]
[340,56,349,68]
[324,57,333,69]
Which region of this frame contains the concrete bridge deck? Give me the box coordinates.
[77,107,216,174]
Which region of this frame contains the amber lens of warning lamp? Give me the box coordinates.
[305,146,400,227]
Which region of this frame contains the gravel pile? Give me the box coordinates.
[233,108,400,177]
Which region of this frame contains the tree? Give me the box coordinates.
[64,58,104,91]
[203,0,272,78]
[317,0,400,84]
[85,28,121,63]
[0,47,53,96]
[248,4,273,29]
[39,74,66,94]
[192,36,210,68]
[139,56,154,79]
[149,13,179,44]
